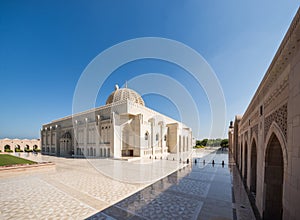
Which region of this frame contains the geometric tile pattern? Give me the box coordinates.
[89,150,255,220]
[0,177,94,220]
[0,150,256,220]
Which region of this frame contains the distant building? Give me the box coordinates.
[0,138,40,152]
[41,85,192,159]
[229,8,300,220]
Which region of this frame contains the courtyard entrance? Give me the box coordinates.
[122,149,134,156]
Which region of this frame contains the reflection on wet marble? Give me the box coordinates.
[88,150,256,220]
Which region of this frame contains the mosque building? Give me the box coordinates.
[41,84,192,159]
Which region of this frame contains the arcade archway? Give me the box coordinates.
[250,139,257,196]
[263,133,283,220]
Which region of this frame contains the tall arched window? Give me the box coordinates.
[156,133,159,141]
[145,132,149,140]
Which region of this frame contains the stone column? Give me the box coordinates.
[74,121,79,156]
[110,113,114,156]
[49,127,52,147]
[158,121,164,155]
[84,118,88,156]
[228,121,234,155]
[96,115,100,156]
[149,118,155,155]
[113,112,122,158]
[45,128,48,153]
[137,114,143,157]
[40,128,44,153]
[177,126,181,161]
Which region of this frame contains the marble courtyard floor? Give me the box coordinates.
[88,150,257,220]
[0,153,186,219]
[0,150,256,219]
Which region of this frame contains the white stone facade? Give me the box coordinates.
[0,138,40,152]
[41,86,192,160]
[229,8,300,220]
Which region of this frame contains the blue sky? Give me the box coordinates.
[0,1,299,139]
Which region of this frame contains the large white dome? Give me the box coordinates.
[106,84,145,106]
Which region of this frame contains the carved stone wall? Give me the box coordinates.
[230,8,300,219]
[251,124,258,139]
[264,103,287,140]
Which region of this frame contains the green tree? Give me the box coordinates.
[220,139,229,148]
[200,139,208,146]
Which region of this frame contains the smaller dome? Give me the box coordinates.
[106,84,145,106]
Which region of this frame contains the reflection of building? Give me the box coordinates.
[41,85,192,159]
[229,8,300,220]
[0,138,40,152]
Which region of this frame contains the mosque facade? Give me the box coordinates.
[41,85,192,159]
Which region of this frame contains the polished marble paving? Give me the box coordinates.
[0,152,188,219]
[0,149,256,219]
[88,150,256,220]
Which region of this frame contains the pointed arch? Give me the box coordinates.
[250,134,258,153]
[250,137,257,195]
[263,122,287,220]
[240,141,243,173]
[4,145,11,152]
[264,122,288,170]
[145,131,149,141]
[244,140,248,181]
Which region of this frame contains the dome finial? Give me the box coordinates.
[115,84,119,90]
[125,81,128,88]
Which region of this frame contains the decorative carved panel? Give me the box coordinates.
[264,104,287,140]
[251,124,258,139]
